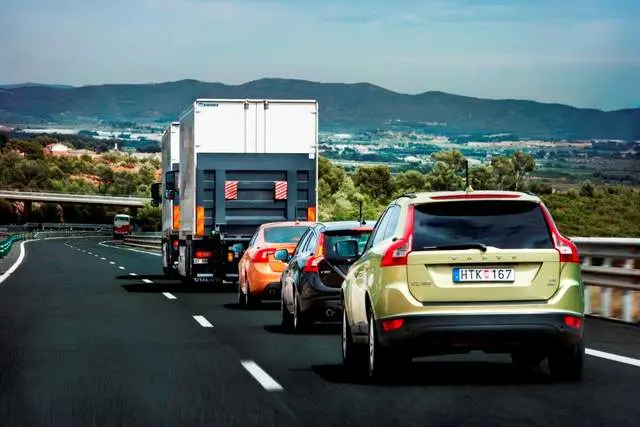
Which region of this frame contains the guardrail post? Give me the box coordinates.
[582,256,592,314]
[600,257,613,318]
[622,257,635,323]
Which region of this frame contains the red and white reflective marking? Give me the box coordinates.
[274,181,288,200]
[225,181,238,200]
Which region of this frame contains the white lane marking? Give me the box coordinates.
[163,292,177,300]
[142,279,153,284]
[0,241,29,285]
[193,315,214,328]
[99,241,161,257]
[240,361,284,392]
[88,252,93,255]
[129,272,138,276]
[586,348,640,368]
[109,261,115,265]
[101,257,106,260]
[118,266,125,270]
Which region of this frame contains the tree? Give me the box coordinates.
[469,165,494,190]
[352,165,395,201]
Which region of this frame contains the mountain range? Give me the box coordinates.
[0,78,638,139]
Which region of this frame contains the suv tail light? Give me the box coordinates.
[540,203,580,264]
[303,233,325,273]
[252,248,276,263]
[381,205,415,267]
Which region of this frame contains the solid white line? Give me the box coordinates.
[240,361,284,391]
[162,292,177,300]
[586,348,640,368]
[142,279,153,284]
[193,315,213,328]
[118,266,125,270]
[109,261,115,265]
[129,272,138,276]
[98,241,161,257]
[0,241,29,285]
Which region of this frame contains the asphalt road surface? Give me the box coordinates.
[1,237,639,427]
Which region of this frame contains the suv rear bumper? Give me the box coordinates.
[375,312,583,356]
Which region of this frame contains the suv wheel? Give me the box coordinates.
[367,311,392,381]
[548,340,585,382]
[342,309,366,372]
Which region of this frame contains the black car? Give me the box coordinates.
[275,221,375,333]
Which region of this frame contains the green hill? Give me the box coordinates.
[1,78,638,139]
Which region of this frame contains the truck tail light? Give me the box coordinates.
[196,206,205,237]
[194,250,213,259]
[381,205,414,268]
[307,206,317,222]
[540,203,580,264]
[225,181,238,200]
[172,239,179,251]
[172,205,180,230]
[274,181,288,200]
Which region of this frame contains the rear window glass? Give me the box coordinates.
[412,200,553,250]
[324,230,372,258]
[264,226,309,244]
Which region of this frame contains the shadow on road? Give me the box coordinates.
[121,283,236,294]
[263,323,340,336]
[311,360,553,386]
[223,302,280,312]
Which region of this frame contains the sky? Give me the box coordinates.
[1,0,639,110]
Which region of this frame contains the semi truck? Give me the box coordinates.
[158,122,181,276]
[152,99,319,285]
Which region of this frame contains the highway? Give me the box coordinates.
[1,237,639,426]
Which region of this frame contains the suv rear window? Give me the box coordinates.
[324,230,372,259]
[412,200,553,250]
[264,226,309,244]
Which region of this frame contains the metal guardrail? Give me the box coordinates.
[0,190,149,207]
[121,233,162,251]
[124,233,640,323]
[35,230,112,239]
[0,223,112,232]
[572,237,640,324]
[0,234,31,258]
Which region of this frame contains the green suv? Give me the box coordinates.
[341,190,585,382]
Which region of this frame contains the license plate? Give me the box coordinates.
[453,267,515,283]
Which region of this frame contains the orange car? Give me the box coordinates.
[237,221,313,308]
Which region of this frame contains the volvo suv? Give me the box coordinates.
[341,191,585,382]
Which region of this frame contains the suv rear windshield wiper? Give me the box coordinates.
[418,243,488,252]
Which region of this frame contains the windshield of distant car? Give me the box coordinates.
[264,226,309,243]
[412,200,553,250]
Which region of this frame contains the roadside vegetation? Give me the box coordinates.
[0,136,638,237]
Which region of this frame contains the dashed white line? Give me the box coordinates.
[101,257,106,260]
[142,279,153,284]
[240,361,284,391]
[586,348,640,368]
[88,252,93,255]
[129,273,138,276]
[118,266,125,270]
[193,315,214,328]
[109,261,115,265]
[163,292,177,300]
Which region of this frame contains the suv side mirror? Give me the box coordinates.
[335,239,359,258]
[274,249,290,262]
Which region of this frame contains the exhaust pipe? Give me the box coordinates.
[325,308,336,318]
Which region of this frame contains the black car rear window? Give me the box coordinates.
[324,230,372,259]
[264,226,309,244]
[412,200,553,250]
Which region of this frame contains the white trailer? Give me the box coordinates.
[160,99,319,284]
